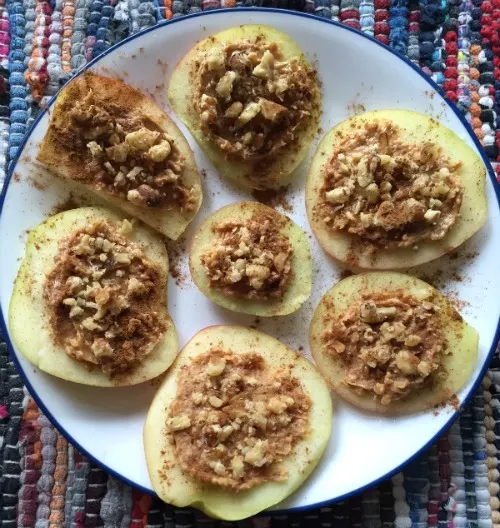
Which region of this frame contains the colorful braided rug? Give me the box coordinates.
[0,1,500,526]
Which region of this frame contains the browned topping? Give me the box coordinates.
[317,121,464,249]
[59,90,196,211]
[167,348,310,491]
[322,289,448,404]
[44,220,166,376]
[195,40,316,161]
[200,211,293,300]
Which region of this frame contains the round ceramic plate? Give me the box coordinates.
[0,8,499,514]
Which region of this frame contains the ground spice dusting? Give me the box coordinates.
[339,269,353,281]
[165,235,188,286]
[251,187,293,212]
[445,292,470,311]
[322,289,448,405]
[201,210,293,300]
[167,348,310,491]
[44,220,166,376]
[195,38,317,162]
[316,120,464,250]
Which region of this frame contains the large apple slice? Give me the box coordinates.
[9,207,178,387]
[144,325,332,520]
[306,110,488,269]
[37,72,202,240]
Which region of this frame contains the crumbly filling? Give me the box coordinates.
[322,290,448,405]
[64,91,197,211]
[200,212,293,300]
[195,39,317,161]
[44,220,166,376]
[317,121,464,249]
[167,348,310,491]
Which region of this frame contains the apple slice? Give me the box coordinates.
[144,325,332,520]
[189,202,312,316]
[9,207,178,387]
[310,272,478,414]
[306,110,488,269]
[168,24,321,190]
[37,72,202,240]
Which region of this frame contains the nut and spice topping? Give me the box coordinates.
[200,211,293,300]
[195,39,317,161]
[44,221,167,376]
[61,90,197,211]
[167,348,310,491]
[317,121,465,249]
[322,289,448,405]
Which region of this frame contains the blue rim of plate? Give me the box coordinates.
[0,7,499,516]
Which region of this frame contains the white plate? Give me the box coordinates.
[0,8,499,514]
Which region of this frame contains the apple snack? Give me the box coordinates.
[168,24,321,190]
[310,272,478,414]
[306,110,488,268]
[189,202,312,316]
[37,72,202,240]
[144,326,332,520]
[9,207,178,386]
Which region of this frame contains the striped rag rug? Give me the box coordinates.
[0,1,500,527]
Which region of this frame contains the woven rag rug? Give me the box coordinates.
[0,0,499,526]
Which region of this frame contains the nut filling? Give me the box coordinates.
[195,40,317,161]
[200,212,293,300]
[63,91,196,211]
[318,121,465,248]
[44,221,166,376]
[322,290,448,405]
[167,349,310,491]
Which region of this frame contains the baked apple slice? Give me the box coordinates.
[168,25,321,190]
[189,202,312,316]
[37,72,202,240]
[144,325,332,520]
[306,110,488,268]
[310,272,479,414]
[9,207,178,387]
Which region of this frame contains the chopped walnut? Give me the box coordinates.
[168,414,191,431]
[195,39,317,161]
[125,128,159,150]
[200,211,293,300]
[148,141,171,163]
[322,290,447,405]
[167,348,310,491]
[317,121,464,249]
[63,92,196,212]
[44,221,167,376]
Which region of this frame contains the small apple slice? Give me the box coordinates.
[189,202,312,316]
